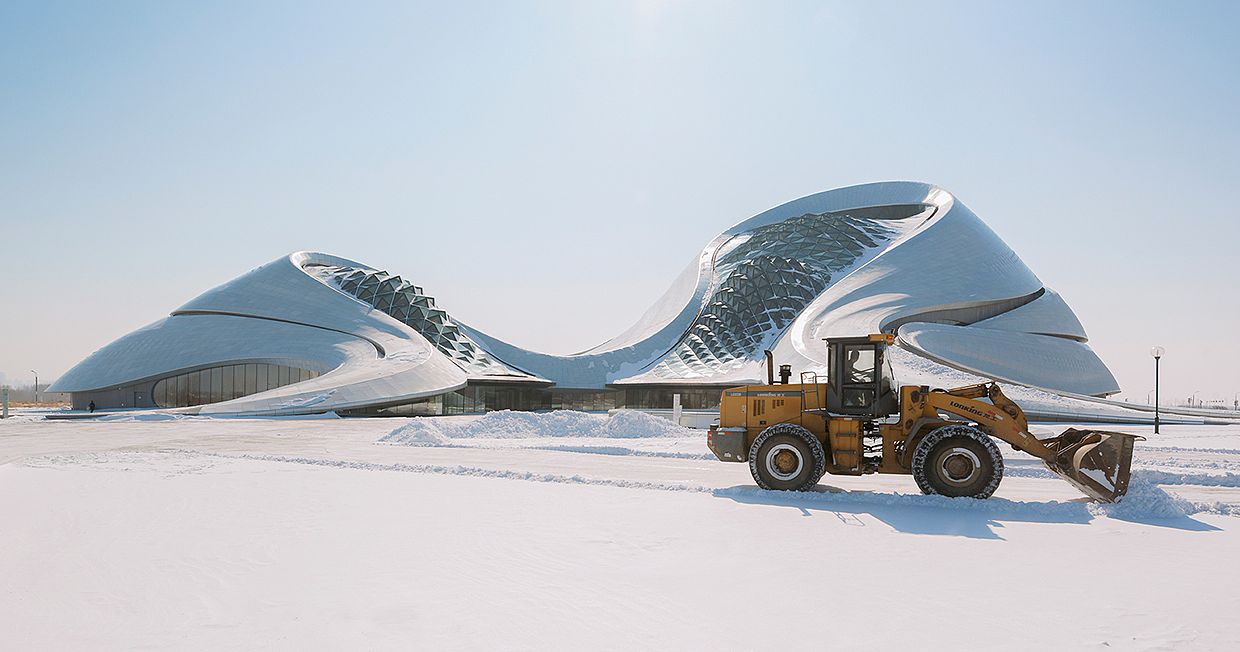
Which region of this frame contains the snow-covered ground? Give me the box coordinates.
[3,410,1239,650]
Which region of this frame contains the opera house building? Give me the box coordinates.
[49,182,1119,416]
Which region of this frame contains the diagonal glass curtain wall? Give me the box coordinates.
[305,264,510,374]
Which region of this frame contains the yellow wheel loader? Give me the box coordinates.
[706,334,1142,502]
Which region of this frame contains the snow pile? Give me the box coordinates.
[0,412,56,423]
[1088,473,1240,518]
[1090,475,1194,518]
[379,419,452,446]
[381,410,695,445]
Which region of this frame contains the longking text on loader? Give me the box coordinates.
[707,334,1142,502]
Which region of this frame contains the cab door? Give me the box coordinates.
[838,343,880,416]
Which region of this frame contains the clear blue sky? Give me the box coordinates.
[2,1,1237,406]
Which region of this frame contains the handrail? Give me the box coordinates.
[800,371,822,411]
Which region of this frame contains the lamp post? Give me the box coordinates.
[1150,347,1163,434]
[30,370,37,404]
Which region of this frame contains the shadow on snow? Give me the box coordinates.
[714,483,1222,539]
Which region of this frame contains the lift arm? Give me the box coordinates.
[917,383,1141,502]
[923,384,1053,458]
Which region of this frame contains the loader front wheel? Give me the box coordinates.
[748,424,826,491]
[912,425,1003,499]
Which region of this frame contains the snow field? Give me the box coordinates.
[2,411,1239,650]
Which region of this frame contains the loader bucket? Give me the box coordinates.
[1039,428,1144,503]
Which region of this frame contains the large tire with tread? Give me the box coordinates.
[748,424,827,491]
[911,424,1003,499]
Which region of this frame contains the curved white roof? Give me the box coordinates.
[50,181,1120,414]
[50,252,470,415]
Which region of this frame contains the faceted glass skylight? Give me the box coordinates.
[650,209,919,378]
[305,264,509,374]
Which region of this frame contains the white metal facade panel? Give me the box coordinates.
[51,181,1124,411]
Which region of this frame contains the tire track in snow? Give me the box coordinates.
[1002,462,1240,489]
[375,440,715,460]
[1134,470,1240,488]
[29,449,1235,519]
[202,452,1238,518]
[1139,446,1240,455]
[207,452,716,493]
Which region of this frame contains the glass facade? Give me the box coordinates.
[338,384,727,417]
[440,386,622,415]
[619,387,722,410]
[651,207,926,379]
[152,363,320,408]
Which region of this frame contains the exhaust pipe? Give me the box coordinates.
[765,350,775,385]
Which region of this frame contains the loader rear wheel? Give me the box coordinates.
[748,424,826,491]
[912,425,1003,499]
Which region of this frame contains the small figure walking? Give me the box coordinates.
[88,400,96,413]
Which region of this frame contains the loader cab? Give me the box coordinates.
[823,334,898,417]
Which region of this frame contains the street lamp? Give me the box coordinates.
[1146,389,1154,405]
[30,370,37,404]
[1150,347,1163,434]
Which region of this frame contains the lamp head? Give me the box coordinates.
[1150,346,1164,358]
